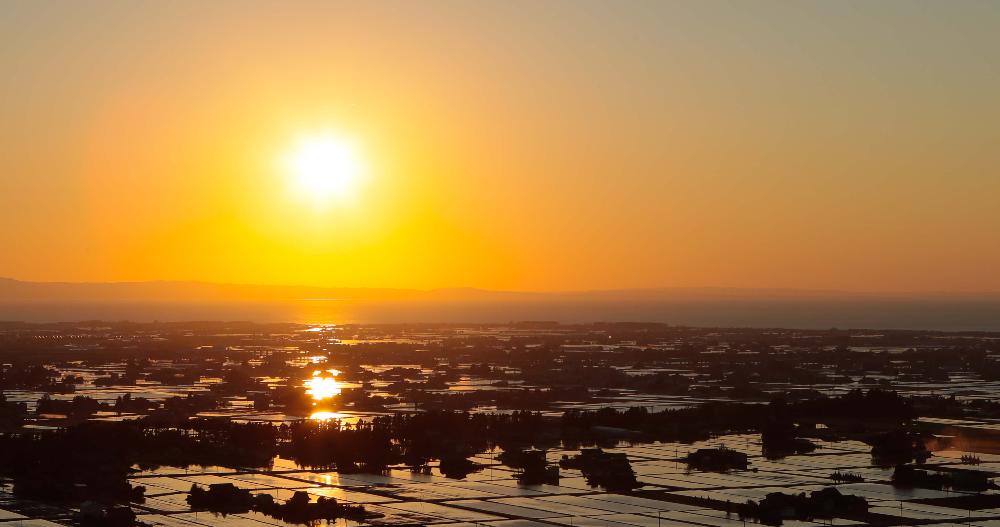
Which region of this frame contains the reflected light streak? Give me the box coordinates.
[309,411,348,421]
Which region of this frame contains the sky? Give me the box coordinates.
[1,1,998,292]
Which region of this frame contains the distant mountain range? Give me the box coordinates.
[2,278,1000,330]
[2,277,997,304]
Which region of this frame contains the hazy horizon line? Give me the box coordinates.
[3,276,1000,298]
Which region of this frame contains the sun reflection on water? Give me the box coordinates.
[305,369,342,401]
[309,411,348,421]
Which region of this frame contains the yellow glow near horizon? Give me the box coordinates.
[6,3,1000,293]
[304,369,343,401]
[283,134,364,205]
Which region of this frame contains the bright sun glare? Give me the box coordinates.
[283,135,364,204]
[305,369,342,401]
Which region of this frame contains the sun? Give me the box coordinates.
[282,134,364,204]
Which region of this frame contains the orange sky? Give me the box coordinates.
[1,2,999,292]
